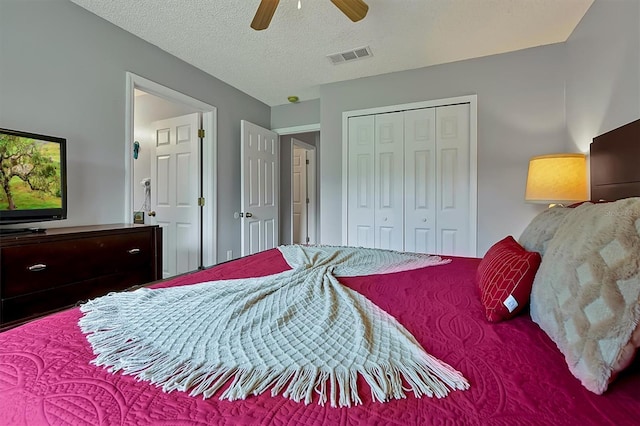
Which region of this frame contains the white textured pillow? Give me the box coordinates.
[530,198,640,394]
[519,206,574,255]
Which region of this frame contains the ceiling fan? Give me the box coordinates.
[251,0,369,31]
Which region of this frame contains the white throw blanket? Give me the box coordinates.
[79,245,469,407]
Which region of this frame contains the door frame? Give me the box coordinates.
[273,124,321,244]
[341,95,478,255]
[291,138,317,245]
[125,72,217,267]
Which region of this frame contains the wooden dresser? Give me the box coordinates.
[0,224,162,329]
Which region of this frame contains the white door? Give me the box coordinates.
[292,146,308,244]
[151,112,201,278]
[436,104,471,256]
[374,112,404,251]
[240,120,279,256]
[404,107,437,253]
[347,115,375,248]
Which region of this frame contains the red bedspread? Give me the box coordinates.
[1,249,638,425]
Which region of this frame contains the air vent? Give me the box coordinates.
[327,46,373,65]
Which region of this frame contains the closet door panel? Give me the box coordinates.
[404,108,436,254]
[346,101,474,256]
[375,112,404,251]
[436,104,470,256]
[347,116,375,248]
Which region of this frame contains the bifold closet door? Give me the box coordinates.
[374,112,404,251]
[347,103,472,255]
[347,115,375,248]
[404,108,437,254]
[436,103,470,256]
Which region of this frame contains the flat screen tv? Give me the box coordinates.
[0,128,67,228]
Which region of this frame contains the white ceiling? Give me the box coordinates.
[70,0,593,107]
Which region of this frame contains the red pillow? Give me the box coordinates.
[477,236,541,322]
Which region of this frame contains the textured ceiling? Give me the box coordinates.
[69,0,593,107]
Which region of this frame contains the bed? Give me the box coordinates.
[1,119,639,425]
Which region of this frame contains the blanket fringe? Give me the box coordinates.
[80,311,468,408]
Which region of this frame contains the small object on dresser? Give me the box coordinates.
[133,211,145,224]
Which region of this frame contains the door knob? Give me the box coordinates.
[245,212,253,218]
[148,211,156,217]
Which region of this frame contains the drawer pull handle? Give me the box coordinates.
[128,248,141,255]
[28,264,47,272]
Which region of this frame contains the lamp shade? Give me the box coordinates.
[525,153,588,204]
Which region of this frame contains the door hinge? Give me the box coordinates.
[306,159,310,165]
[306,237,310,243]
[306,198,310,204]
[198,128,205,138]
[198,197,205,206]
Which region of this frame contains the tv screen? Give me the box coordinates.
[0,128,67,225]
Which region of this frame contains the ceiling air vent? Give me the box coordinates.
[327,46,373,65]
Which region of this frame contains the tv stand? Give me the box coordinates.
[0,224,162,328]
[0,227,46,236]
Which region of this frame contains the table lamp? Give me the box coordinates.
[525,153,587,207]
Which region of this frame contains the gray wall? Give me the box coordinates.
[271,0,640,256]
[273,0,640,257]
[5,0,636,260]
[565,0,640,154]
[319,45,568,255]
[0,0,271,264]
[271,99,321,129]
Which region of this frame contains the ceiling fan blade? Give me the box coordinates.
[330,0,368,22]
[251,0,280,31]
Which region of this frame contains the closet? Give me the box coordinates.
[345,102,474,256]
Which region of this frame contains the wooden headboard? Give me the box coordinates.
[590,118,640,201]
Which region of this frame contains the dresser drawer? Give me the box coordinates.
[1,269,152,323]
[1,231,152,298]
